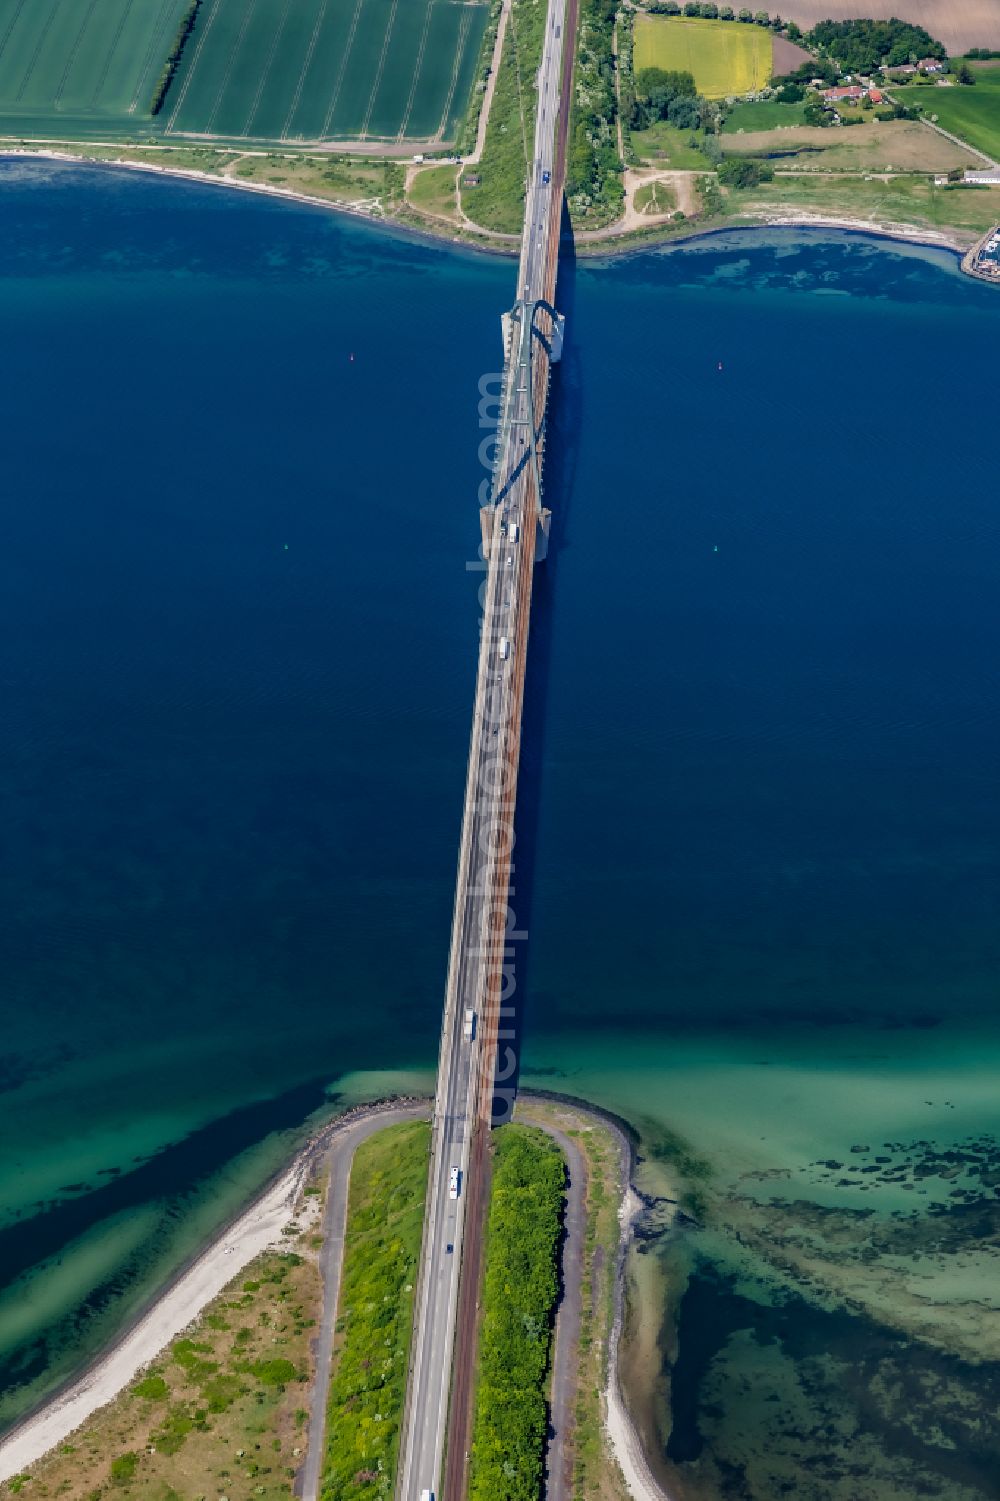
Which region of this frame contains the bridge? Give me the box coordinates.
[393,0,574,1494]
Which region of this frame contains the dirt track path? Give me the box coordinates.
[577,167,701,240]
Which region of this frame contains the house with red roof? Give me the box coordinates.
[822,85,866,103]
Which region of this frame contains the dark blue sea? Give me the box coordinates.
[2,158,999,1497]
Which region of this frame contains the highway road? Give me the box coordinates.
[393,0,571,1493]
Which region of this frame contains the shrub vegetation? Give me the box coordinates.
[468,1125,566,1501]
[565,0,623,225]
[718,155,773,186]
[0,1245,323,1497]
[320,1121,430,1501]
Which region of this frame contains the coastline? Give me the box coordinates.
[0,1089,676,1501]
[0,1095,428,1484]
[0,145,982,272]
[522,1090,678,1501]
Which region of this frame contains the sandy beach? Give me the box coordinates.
[0,1100,420,1483]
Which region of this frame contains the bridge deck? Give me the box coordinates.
[394,0,574,1492]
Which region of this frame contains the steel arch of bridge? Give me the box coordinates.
[489,296,558,513]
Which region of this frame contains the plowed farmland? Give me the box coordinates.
[0,0,189,133]
[165,0,489,143]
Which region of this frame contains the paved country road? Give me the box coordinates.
[299,1102,431,1501]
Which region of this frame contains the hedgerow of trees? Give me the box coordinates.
[806,17,946,73]
[646,2,788,20]
[150,0,201,115]
[468,1127,566,1501]
[565,0,623,223]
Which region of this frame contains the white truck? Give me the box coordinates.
[464,1008,476,1040]
[420,1491,435,1501]
[499,637,510,661]
[509,521,519,543]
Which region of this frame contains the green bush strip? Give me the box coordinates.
[320,1121,430,1501]
[469,1125,566,1501]
[566,0,623,226]
[150,0,201,116]
[468,0,547,233]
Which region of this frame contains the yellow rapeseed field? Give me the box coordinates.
[634,16,773,98]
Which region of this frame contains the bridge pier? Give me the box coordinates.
[536,507,552,562]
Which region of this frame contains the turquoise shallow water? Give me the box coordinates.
[2,158,1000,1495]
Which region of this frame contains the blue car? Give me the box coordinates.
[542,170,550,184]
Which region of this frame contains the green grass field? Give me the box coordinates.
[738,172,1000,237]
[634,177,677,213]
[631,119,713,167]
[408,161,460,218]
[166,0,489,142]
[895,66,1000,163]
[722,98,807,132]
[633,16,772,100]
[0,0,188,131]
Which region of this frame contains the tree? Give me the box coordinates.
[717,156,774,186]
[684,1,700,12]
[636,66,697,97]
[668,95,702,128]
[775,82,804,102]
[754,10,769,23]
[700,1,719,16]
[785,19,801,39]
[803,98,832,125]
[720,4,734,16]
[956,62,976,84]
[738,7,752,20]
[807,18,946,73]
